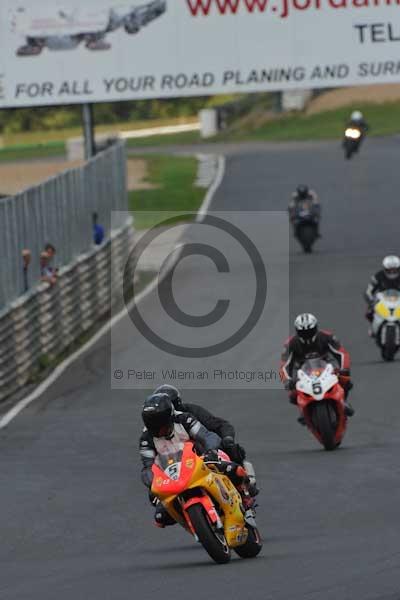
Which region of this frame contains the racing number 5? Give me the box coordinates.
[312,382,323,395]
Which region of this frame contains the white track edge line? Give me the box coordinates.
[0,155,226,430]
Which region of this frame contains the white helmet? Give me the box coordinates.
[294,313,318,345]
[351,110,363,122]
[383,255,400,280]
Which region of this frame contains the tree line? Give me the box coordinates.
[0,96,236,134]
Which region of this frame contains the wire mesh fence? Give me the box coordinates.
[0,140,127,309]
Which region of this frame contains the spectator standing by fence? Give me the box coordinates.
[0,140,126,309]
[93,212,105,246]
[44,243,58,274]
[22,249,31,293]
[40,252,57,287]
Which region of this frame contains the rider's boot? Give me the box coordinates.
[344,401,355,417]
[238,483,256,511]
[243,460,259,497]
[227,465,257,510]
[345,386,355,417]
[154,502,176,528]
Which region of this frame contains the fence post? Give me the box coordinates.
[82,103,95,160]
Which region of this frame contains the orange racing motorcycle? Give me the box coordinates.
[151,441,262,564]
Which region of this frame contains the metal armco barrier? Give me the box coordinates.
[0,218,135,403]
[0,140,128,309]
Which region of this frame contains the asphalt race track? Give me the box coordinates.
[2,137,400,600]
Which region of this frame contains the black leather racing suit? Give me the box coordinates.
[280,330,352,399]
[288,190,321,235]
[139,412,251,526]
[175,402,246,464]
[348,118,369,134]
[139,412,220,489]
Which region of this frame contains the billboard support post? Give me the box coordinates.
[82,103,95,159]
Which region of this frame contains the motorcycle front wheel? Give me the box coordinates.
[311,401,338,451]
[381,326,397,361]
[186,504,231,564]
[344,140,354,160]
[296,224,317,253]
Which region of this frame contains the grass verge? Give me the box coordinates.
[0,127,200,162]
[3,101,400,162]
[0,141,66,162]
[126,130,200,148]
[129,154,205,229]
[219,101,400,143]
[1,116,198,146]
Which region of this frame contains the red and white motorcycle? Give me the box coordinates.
[296,357,348,451]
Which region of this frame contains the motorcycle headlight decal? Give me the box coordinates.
[376,303,390,318]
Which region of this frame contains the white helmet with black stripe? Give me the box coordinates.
[382,255,400,280]
[294,313,318,345]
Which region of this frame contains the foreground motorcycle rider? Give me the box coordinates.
[154,384,250,469]
[140,393,254,527]
[365,256,400,323]
[280,313,354,419]
[288,185,321,237]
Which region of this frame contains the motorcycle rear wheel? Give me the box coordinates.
[186,504,231,564]
[234,525,263,559]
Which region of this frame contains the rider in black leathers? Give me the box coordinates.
[280,314,354,420]
[288,185,321,238]
[140,393,254,527]
[153,385,246,465]
[364,256,400,322]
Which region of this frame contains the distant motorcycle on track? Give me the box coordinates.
[370,290,400,361]
[293,202,319,253]
[296,356,348,451]
[343,126,363,160]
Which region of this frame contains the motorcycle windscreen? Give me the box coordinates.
[381,289,400,303]
[154,443,185,481]
[295,200,312,218]
[301,357,328,378]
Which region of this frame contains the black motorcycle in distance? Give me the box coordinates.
[294,203,319,253]
[343,126,363,160]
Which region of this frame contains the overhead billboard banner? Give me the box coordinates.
[0,0,399,107]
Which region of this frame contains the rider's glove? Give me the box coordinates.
[284,379,296,391]
[148,492,159,507]
[222,436,246,463]
[203,449,219,463]
[141,468,154,489]
[338,368,351,377]
[221,435,235,455]
[365,307,374,322]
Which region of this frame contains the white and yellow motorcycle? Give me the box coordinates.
[371,290,400,361]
